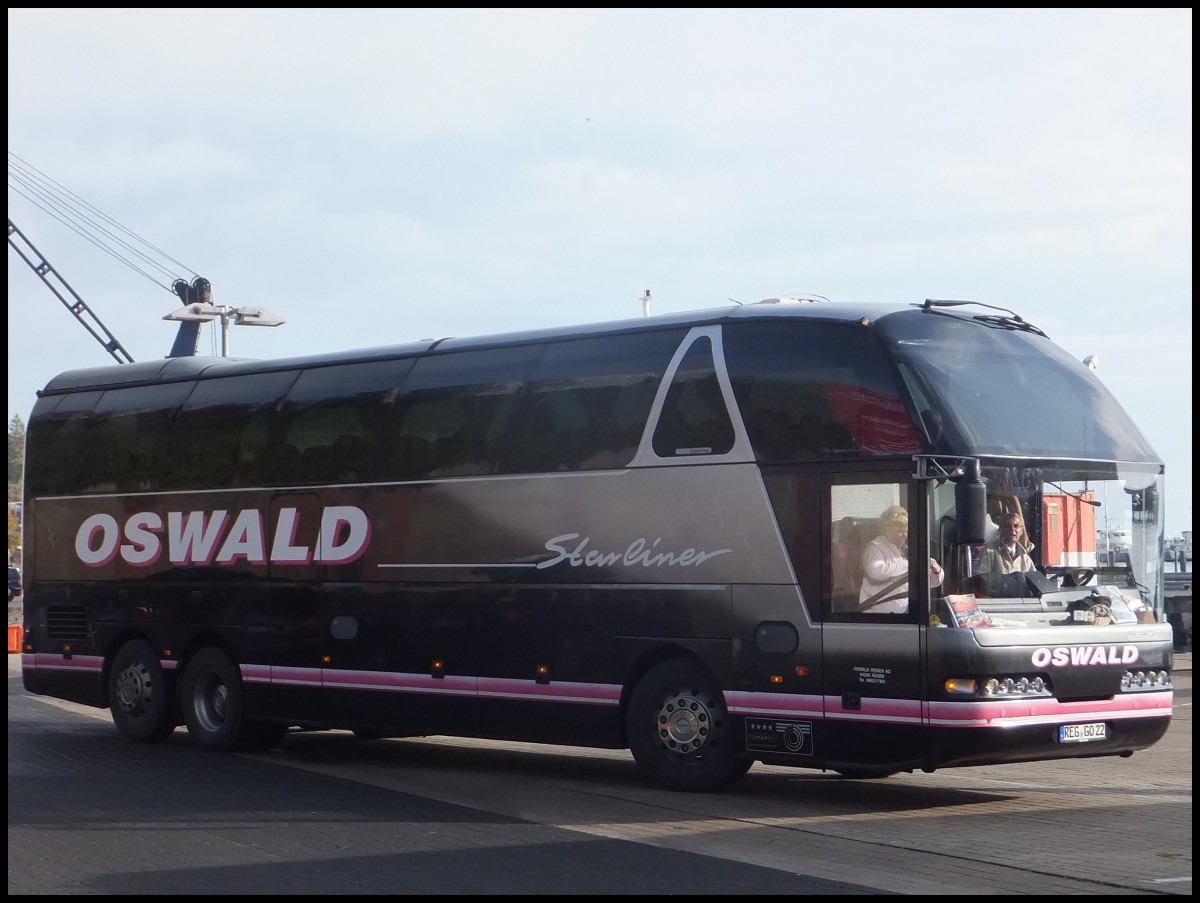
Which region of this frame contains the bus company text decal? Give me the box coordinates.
[539,533,732,569]
[1030,645,1140,667]
[73,507,371,567]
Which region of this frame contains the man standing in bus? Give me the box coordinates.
[977,512,1037,574]
[858,505,943,613]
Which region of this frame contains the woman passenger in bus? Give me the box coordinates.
[858,505,943,613]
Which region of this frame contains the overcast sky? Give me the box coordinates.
[7,9,1192,536]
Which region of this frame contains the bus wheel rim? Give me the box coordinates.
[194,674,229,733]
[115,661,152,714]
[656,689,713,755]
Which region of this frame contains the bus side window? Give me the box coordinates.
[499,398,561,473]
[828,481,912,618]
[652,336,735,458]
[169,371,298,490]
[388,434,432,479]
[724,321,917,461]
[404,399,468,477]
[515,330,683,472]
[398,346,539,478]
[276,359,416,486]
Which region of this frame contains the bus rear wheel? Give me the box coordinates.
[108,638,176,742]
[181,648,284,752]
[626,659,752,792]
[182,648,244,751]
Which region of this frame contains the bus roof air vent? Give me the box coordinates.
[759,294,831,305]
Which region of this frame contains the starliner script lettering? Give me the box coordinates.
[538,533,731,569]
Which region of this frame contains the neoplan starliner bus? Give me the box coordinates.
[20,298,1174,792]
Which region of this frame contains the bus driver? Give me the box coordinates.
[858,505,943,613]
[977,511,1037,574]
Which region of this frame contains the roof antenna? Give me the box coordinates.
[641,289,652,317]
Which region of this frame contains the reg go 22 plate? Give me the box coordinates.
[1059,722,1108,742]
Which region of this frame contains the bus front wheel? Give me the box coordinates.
[626,659,752,792]
[108,638,176,742]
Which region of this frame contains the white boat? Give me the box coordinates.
[1099,527,1132,552]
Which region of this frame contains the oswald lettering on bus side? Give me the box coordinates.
[539,533,732,569]
[73,506,371,567]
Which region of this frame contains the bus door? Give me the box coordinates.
[315,483,477,739]
[821,474,927,772]
[263,493,328,725]
[266,490,406,731]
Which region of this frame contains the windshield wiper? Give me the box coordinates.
[920,299,1048,337]
[1047,480,1102,507]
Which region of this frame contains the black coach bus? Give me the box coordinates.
[20,298,1174,791]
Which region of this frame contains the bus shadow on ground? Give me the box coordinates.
[262,728,1020,815]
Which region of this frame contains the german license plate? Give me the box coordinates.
[1059,722,1107,743]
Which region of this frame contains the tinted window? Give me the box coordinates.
[498,330,684,473]
[652,336,735,458]
[875,310,1159,461]
[724,321,919,461]
[27,382,197,495]
[395,346,543,478]
[277,358,416,484]
[25,391,102,495]
[167,370,300,490]
[87,382,195,493]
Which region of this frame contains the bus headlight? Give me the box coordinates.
[977,675,1052,698]
[1122,669,1171,691]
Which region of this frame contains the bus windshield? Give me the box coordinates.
[929,458,1164,620]
[878,310,1160,463]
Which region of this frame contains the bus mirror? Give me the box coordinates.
[954,459,987,545]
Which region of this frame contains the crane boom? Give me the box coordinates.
[7,217,135,364]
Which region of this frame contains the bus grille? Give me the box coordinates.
[46,606,90,641]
